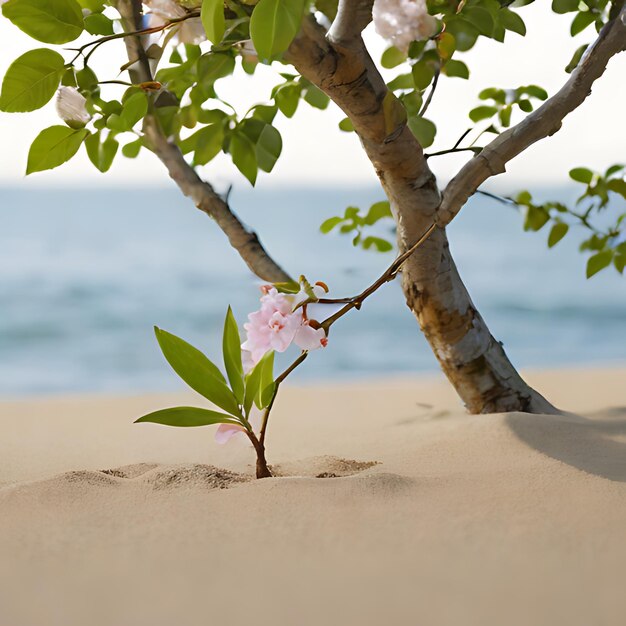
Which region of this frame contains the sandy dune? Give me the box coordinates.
[1,367,626,625]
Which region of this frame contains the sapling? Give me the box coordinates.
[136,225,435,478]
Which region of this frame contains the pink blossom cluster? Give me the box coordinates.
[241,285,328,367]
[373,0,439,53]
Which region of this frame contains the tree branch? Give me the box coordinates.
[115,0,291,283]
[327,0,375,45]
[437,6,626,227]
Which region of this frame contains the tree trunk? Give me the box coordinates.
[398,224,558,414]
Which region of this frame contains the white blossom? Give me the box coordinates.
[55,87,91,128]
[373,0,438,53]
[143,0,206,45]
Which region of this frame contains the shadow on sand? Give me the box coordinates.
[506,407,626,482]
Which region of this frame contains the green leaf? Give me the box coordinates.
[469,105,498,122]
[303,84,329,109]
[84,12,113,35]
[614,254,626,275]
[570,10,595,36]
[361,236,394,253]
[569,167,594,184]
[122,138,142,159]
[244,351,275,413]
[121,91,148,129]
[498,8,526,35]
[565,44,588,73]
[552,0,579,13]
[605,164,624,178]
[250,0,306,61]
[381,46,406,69]
[338,117,354,132]
[607,178,626,199]
[274,83,301,118]
[364,201,392,225]
[408,116,436,148]
[255,124,282,173]
[443,59,469,79]
[201,0,225,44]
[154,327,242,417]
[230,132,258,185]
[523,205,550,231]
[223,307,245,403]
[411,60,435,91]
[26,126,88,174]
[0,48,64,113]
[191,123,224,165]
[320,216,343,233]
[2,0,83,44]
[547,222,569,248]
[258,351,275,408]
[135,406,241,428]
[586,250,613,278]
[84,132,119,173]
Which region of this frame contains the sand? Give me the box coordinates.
[1,367,626,626]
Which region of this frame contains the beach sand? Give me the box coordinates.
[1,367,625,626]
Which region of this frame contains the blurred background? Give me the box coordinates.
[1,2,625,396]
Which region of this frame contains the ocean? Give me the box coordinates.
[1,184,624,396]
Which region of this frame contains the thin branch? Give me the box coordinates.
[67,10,200,66]
[426,146,480,159]
[418,70,439,118]
[437,6,626,227]
[320,222,438,329]
[257,221,438,453]
[115,0,291,283]
[258,351,308,447]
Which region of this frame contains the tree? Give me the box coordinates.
[1,0,625,417]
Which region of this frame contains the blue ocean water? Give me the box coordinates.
[0,184,624,396]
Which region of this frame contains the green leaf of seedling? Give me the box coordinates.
[0,48,64,112]
[154,327,242,417]
[250,0,306,61]
[244,351,275,414]
[223,307,245,404]
[607,178,626,199]
[26,126,88,174]
[201,0,225,44]
[547,222,569,248]
[135,406,242,428]
[586,250,613,278]
[2,0,83,44]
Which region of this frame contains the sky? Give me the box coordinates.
[0,2,624,192]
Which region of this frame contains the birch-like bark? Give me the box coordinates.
[286,3,625,413]
[115,0,291,283]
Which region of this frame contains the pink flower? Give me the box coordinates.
[294,323,328,351]
[241,286,329,365]
[373,0,438,53]
[215,407,263,445]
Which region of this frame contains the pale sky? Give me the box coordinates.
[0,3,624,191]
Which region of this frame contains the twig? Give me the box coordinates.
[67,10,200,66]
[426,146,480,159]
[418,70,439,118]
